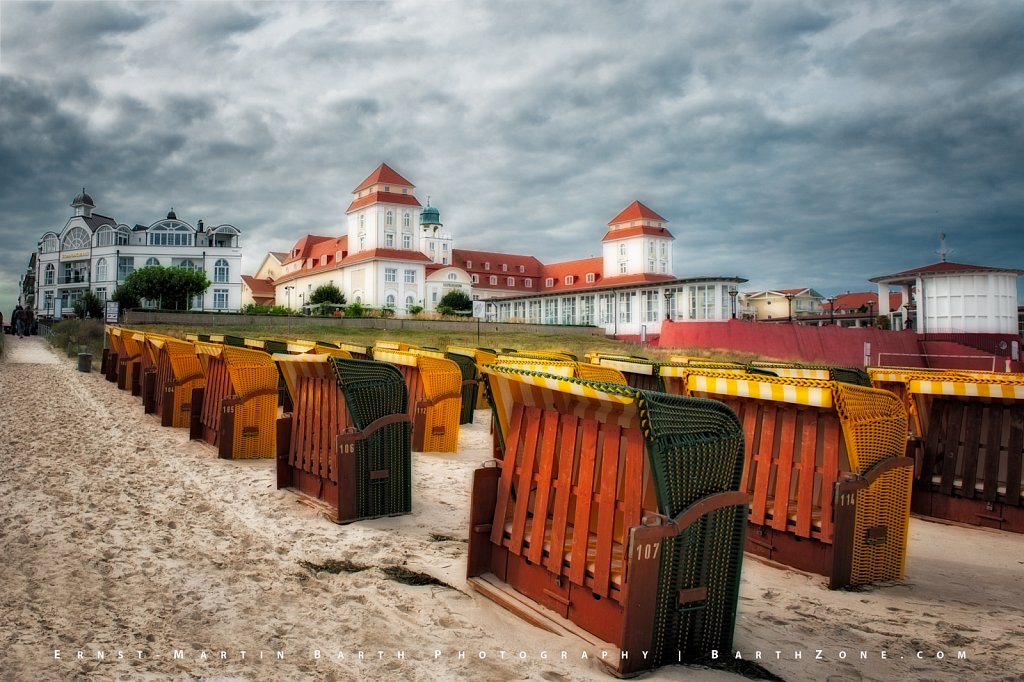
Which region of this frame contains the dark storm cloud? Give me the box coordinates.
[1,0,1022,314]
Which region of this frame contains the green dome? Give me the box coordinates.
[420,205,440,225]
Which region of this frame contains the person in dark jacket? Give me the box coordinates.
[12,305,25,337]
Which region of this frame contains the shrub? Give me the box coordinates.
[310,284,346,306]
[438,290,472,313]
[344,301,365,318]
[407,305,423,316]
[74,291,104,320]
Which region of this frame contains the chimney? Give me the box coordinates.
[197,219,204,232]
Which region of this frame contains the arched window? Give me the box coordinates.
[146,257,160,267]
[448,273,457,281]
[147,220,194,246]
[62,227,90,250]
[95,226,130,247]
[96,258,108,282]
[403,212,410,228]
[178,260,197,271]
[386,294,396,306]
[386,210,393,226]
[405,295,415,307]
[41,234,59,253]
[214,259,229,283]
[44,263,55,286]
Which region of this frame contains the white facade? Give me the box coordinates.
[914,273,1018,333]
[33,192,243,316]
[492,278,744,336]
[872,262,1022,334]
[602,234,674,277]
[426,267,472,309]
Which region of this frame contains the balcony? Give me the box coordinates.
[56,274,90,287]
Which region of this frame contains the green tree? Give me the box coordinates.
[437,290,472,315]
[310,283,346,305]
[344,301,365,318]
[74,291,104,319]
[111,285,141,311]
[121,265,211,310]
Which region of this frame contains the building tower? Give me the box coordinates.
[345,163,422,253]
[601,200,674,278]
[71,189,95,218]
[419,200,453,266]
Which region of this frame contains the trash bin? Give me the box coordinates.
[77,352,93,373]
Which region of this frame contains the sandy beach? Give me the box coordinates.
[1,336,1022,682]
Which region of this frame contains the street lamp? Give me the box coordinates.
[827,296,837,325]
[284,285,294,310]
[728,288,738,319]
[663,289,674,321]
[784,293,795,322]
[867,300,874,327]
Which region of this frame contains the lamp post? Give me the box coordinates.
[285,285,294,310]
[785,293,795,322]
[867,300,874,328]
[663,289,674,321]
[728,288,738,319]
[827,296,836,325]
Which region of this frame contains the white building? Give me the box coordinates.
[487,201,745,336]
[273,165,470,312]
[871,261,1022,334]
[260,165,744,335]
[33,190,243,315]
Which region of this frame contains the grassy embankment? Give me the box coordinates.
[41,316,766,366]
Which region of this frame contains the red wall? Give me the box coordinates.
[657,319,926,367]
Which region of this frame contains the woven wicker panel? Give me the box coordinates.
[416,356,463,452]
[330,357,412,518]
[445,352,479,424]
[575,363,628,386]
[160,338,205,428]
[221,346,279,459]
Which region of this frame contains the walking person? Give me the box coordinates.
[12,305,25,338]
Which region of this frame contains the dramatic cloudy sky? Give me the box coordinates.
[2,0,1023,316]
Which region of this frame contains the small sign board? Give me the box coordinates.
[472,301,486,319]
[104,301,120,324]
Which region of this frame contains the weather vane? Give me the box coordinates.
[936,232,952,262]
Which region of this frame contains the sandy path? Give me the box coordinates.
[1,336,1022,681]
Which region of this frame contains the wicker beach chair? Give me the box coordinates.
[468,365,747,674]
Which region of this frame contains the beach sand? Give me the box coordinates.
[1,336,1022,681]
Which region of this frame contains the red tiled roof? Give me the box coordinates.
[871,261,1024,282]
[608,200,666,226]
[241,275,275,297]
[539,257,604,292]
[353,163,414,193]
[274,236,348,283]
[281,234,337,265]
[340,248,432,266]
[452,248,543,274]
[452,248,545,291]
[345,191,422,213]
[823,291,904,314]
[592,273,675,287]
[600,225,674,242]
